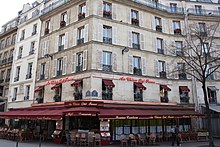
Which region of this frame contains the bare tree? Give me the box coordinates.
[169,22,220,147]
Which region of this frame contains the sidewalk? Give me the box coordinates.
[1,139,220,147]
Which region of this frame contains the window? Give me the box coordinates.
[60,12,67,28]
[14,66,20,82]
[77,27,85,45]
[0,53,2,61]
[132,32,140,49]
[175,41,183,56]
[202,42,209,56]
[177,63,186,80]
[133,56,142,75]
[103,2,112,19]
[24,85,30,100]
[207,86,217,104]
[26,62,33,79]
[8,49,14,61]
[173,21,181,34]
[30,41,35,55]
[20,30,25,41]
[102,79,114,100]
[134,83,146,101]
[6,37,11,46]
[40,63,46,80]
[131,10,139,26]
[155,17,162,32]
[45,20,50,35]
[102,51,112,71]
[11,34,16,45]
[198,23,206,35]
[160,85,170,103]
[158,60,166,78]
[157,38,164,54]
[73,80,83,100]
[206,64,214,80]
[12,87,18,101]
[0,70,5,83]
[57,58,63,76]
[195,5,202,15]
[103,25,112,44]
[32,24,37,35]
[76,52,83,72]
[78,3,86,20]
[18,46,23,59]
[0,39,5,49]
[6,68,11,82]
[2,51,8,63]
[54,84,62,102]
[179,86,190,104]
[58,34,65,51]
[170,3,177,13]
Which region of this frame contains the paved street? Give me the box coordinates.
[1,139,220,147]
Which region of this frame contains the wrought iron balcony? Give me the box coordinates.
[161,97,169,103]
[57,70,62,76]
[44,28,49,35]
[29,50,34,55]
[58,45,64,51]
[14,76,19,82]
[17,54,22,59]
[60,21,66,28]
[26,74,32,79]
[8,56,13,62]
[174,29,182,35]
[187,8,220,17]
[77,38,84,45]
[133,67,142,76]
[73,92,82,100]
[179,73,187,80]
[24,96,29,100]
[40,74,45,80]
[76,65,83,73]
[103,37,112,44]
[102,65,112,72]
[131,18,139,26]
[180,96,190,104]
[134,93,143,101]
[42,0,71,15]
[102,91,113,100]
[158,49,164,54]
[156,25,162,32]
[176,50,184,56]
[132,43,140,49]
[78,13,85,20]
[103,11,112,19]
[159,71,167,78]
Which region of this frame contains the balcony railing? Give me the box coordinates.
[132,0,184,14]
[102,91,113,100]
[24,96,29,100]
[156,25,162,32]
[5,77,10,82]
[131,18,139,26]
[159,71,166,78]
[57,70,62,76]
[174,29,182,35]
[14,76,19,82]
[102,65,112,72]
[161,97,169,103]
[44,28,49,35]
[60,21,66,28]
[133,67,142,76]
[134,93,143,101]
[73,92,82,100]
[76,65,83,72]
[103,37,112,44]
[26,74,32,79]
[29,50,35,55]
[58,45,64,51]
[179,73,187,80]
[17,54,22,59]
[180,96,190,104]
[77,38,84,45]
[40,74,45,80]
[176,50,184,56]
[78,13,85,20]
[32,31,37,36]
[209,97,217,104]
[158,49,164,54]
[187,8,220,17]
[132,43,140,49]
[2,59,7,64]
[8,56,13,62]
[103,11,112,19]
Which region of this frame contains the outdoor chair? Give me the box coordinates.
[120,134,128,147]
[94,133,101,147]
[129,134,137,146]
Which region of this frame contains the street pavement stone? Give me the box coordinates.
[0,139,220,147]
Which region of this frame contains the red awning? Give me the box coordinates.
[64,107,99,116]
[160,85,171,91]
[71,80,81,87]
[180,86,190,92]
[134,83,146,90]
[51,84,61,90]
[103,79,115,88]
[34,86,44,93]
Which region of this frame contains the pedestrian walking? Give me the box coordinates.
[171,125,180,146]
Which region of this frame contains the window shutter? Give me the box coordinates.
[45,40,49,55]
[73,28,77,46]
[64,32,68,49]
[128,55,133,74]
[139,11,143,27]
[55,36,59,53]
[153,38,157,53]
[151,16,155,30]
[98,23,103,42]
[84,24,89,43]
[85,1,89,17]
[72,53,76,73]
[128,31,132,48]
[163,40,167,55]
[63,56,67,75]
[140,33,145,50]
[53,59,57,77]
[65,11,69,26]
[112,53,117,72]
[97,0,103,16]
[41,42,45,57]
[112,26,118,45]
[112,3,117,20]
[162,18,166,33]
[154,60,159,77]
[73,6,78,22]
[142,58,146,76]
[37,64,41,81]
[127,8,131,24]
[166,62,170,78]
[83,50,88,71]
[96,50,102,70]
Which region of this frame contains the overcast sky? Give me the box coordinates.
[0,0,36,27]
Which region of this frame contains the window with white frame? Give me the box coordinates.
[40,63,46,80]
[18,46,23,59]
[202,42,209,55]
[195,5,202,15]
[175,41,183,56]
[6,37,11,46]
[102,51,112,72]
[199,23,206,33]
[157,38,164,54]
[20,30,25,41]
[14,66,20,82]
[60,12,67,27]
[170,3,177,13]
[32,24,37,35]
[26,62,33,79]
[12,87,18,101]
[155,17,162,32]
[103,1,112,18]
[77,26,85,45]
[131,9,139,26]
[24,85,30,100]
[132,32,140,49]
[76,52,83,72]
[30,41,35,55]
[57,58,63,76]
[11,34,16,45]
[158,60,166,78]
[78,3,86,20]
[103,25,112,44]
[58,34,65,51]
[173,21,181,34]
[133,56,141,75]
[45,20,50,35]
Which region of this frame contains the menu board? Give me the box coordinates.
[100,121,109,131]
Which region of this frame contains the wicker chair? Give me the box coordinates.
[80,133,87,146]
[94,133,101,147]
[120,134,128,147]
[129,134,137,146]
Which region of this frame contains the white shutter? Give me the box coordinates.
[73,6,78,22]
[128,55,133,74]
[41,42,45,57]
[140,33,145,50]
[151,16,155,30]
[53,59,57,77]
[98,23,103,42]
[112,53,117,72]
[64,32,68,49]
[164,40,167,55]
[97,0,103,16]
[73,28,77,46]
[45,40,49,55]
[55,36,59,52]
[128,31,132,48]
[162,18,166,33]
[154,38,157,53]
[83,50,88,71]
[63,56,67,75]
[65,11,69,25]
[142,58,146,76]
[85,1,89,17]
[127,8,131,24]
[84,24,89,43]
[37,64,41,81]
[154,60,159,77]
[112,3,117,20]
[139,11,143,27]
[45,61,49,79]
[72,53,76,73]
[96,50,102,70]
[112,26,117,45]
